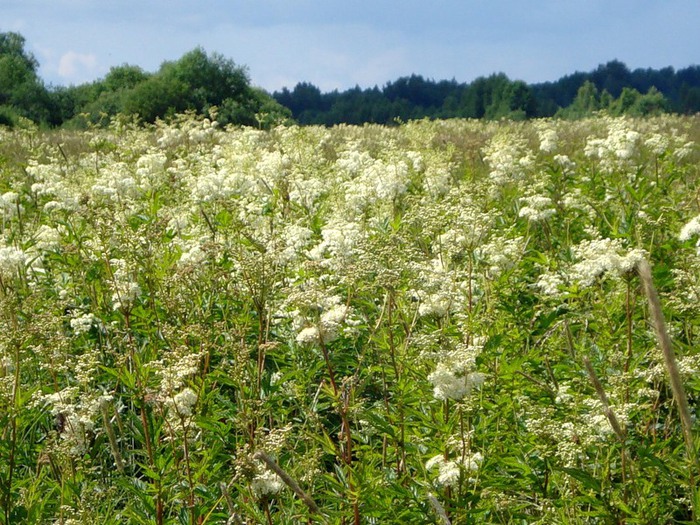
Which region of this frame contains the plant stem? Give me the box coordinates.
[637,259,698,520]
[637,260,695,459]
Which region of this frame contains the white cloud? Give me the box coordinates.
[57,51,99,82]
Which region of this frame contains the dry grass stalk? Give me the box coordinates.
[583,356,626,441]
[427,492,452,525]
[101,404,125,473]
[253,451,322,517]
[637,259,696,460]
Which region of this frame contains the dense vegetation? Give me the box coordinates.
[0,32,291,129]
[1,30,699,129]
[0,112,699,523]
[274,63,700,125]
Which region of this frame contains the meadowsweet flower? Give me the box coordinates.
[0,191,22,219]
[584,118,641,173]
[276,223,313,265]
[251,468,283,497]
[553,153,576,173]
[555,385,573,404]
[679,215,700,242]
[296,326,320,345]
[33,225,62,252]
[155,351,202,396]
[308,218,364,265]
[476,235,524,277]
[482,132,534,185]
[569,238,644,285]
[70,313,96,335]
[0,245,28,280]
[519,195,555,222]
[538,127,558,153]
[91,163,139,202]
[428,365,485,401]
[168,387,198,418]
[319,304,348,342]
[295,303,350,345]
[644,133,670,156]
[412,257,472,318]
[40,388,112,457]
[426,451,483,487]
[177,242,207,268]
[109,258,141,310]
[675,141,695,160]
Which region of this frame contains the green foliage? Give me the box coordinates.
[122,74,190,122]
[0,32,51,124]
[0,31,286,128]
[276,62,700,125]
[556,81,603,119]
[0,113,699,523]
[2,30,700,128]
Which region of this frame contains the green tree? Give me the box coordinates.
[159,48,250,114]
[0,31,51,124]
[101,64,150,92]
[609,87,641,116]
[70,65,151,125]
[122,75,189,122]
[630,86,669,116]
[556,81,601,119]
[484,78,535,120]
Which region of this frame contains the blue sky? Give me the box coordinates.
[4,0,700,92]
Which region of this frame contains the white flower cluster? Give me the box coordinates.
[176,239,208,269]
[341,157,409,214]
[475,235,524,278]
[536,238,646,295]
[308,218,365,267]
[40,387,113,457]
[569,238,646,287]
[296,303,350,345]
[33,224,62,252]
[679,215,700,253]
[165,387,198,418]
[27,160,80,213]
[644,133,670,156]
[432,196,494,259]
[274,223,314,266]
[0,191,22,220]
[584,118,641,174]
[482,132,535,186]
[537,125,559,153]
[91,162,139,203]
[251,467,283,497]
[69,312,97,335]
[156,115,218,149]
[428,365,485,401]
[553,153,576,174]
[0,244,29,280]
[153,350,202,397]
[411,257,474,319]
[425,451,483,487]
[109,258,141,311]
[519,194,555,223]
[427,339,485,401]
[135,151,168,192]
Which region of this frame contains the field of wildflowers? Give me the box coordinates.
[0,112,699,524]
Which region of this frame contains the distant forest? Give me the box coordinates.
[1,30,700,128]
[274,61,700,124]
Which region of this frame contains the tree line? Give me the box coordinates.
[274,61,700,125]
[0,32,291,129]
[1,30,699,129]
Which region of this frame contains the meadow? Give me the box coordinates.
[0,112,699,524]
